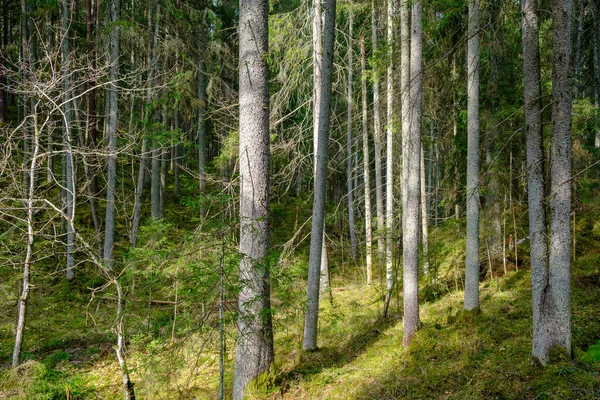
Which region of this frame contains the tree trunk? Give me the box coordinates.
[303,0,335,352]
[346,8,357,262]
[383,0,395,318]
[361,37,373,285]
[151,143,161,219]
[371,1,385,285]
[232,0,274,397]
[131,138,148,247]
[464,0,481,312]
[103,0,120,268]
[402,0,422,346]
[198,18,207,196]
[62,0,76,280]
[547,0,573,361]
[593,5,600,148]
[12,104,40,368]
[421,142,429,276]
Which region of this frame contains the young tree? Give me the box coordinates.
[232,0,275,397]
[464,0,481,312]
[303,0,336,352]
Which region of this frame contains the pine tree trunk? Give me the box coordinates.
[232,0,274,396]
[361,37,373,285]
[198,19,207,195]
[593,6,600,148]
[464,0,481,312]
[346,8,357,262]
[103,0,120,268]
[303,0,336,352]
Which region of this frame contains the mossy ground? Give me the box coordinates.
[1,182,599,399]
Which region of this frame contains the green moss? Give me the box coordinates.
[246,363,277,396]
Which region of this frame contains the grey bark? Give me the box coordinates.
[232,0,274,397]
[159,144,167,219]
[522,0,550,363]
[62,0,76,280]
[383,0,395,317]
[361,37,373,285]
[464,0,481,311]
[12,104,40,368]
[372,1,385,282]
[402,0,422,346]
[346,8,357,262]
[547,0,573,361]
[151,143,161,219]
[103,0,120,268]
[303,0,335,352]
[149,1,162,220]
[115,281,135,400]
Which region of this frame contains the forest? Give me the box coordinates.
[0,0,599,398]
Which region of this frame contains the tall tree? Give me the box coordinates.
[103,0,120,267]
[346,8,357,262]
[62,0,76,280]
[402,0,422,345]
[232,0,274,397]
[464,0,481,312]
[303,0,336,352]
[547,0,573,362]
[371,0,385,286]
[383,0,395,317]
[594,4,600,148]
[361,37,373,285]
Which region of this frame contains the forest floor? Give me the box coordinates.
[1,179,599,399]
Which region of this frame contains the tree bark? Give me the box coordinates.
[131,138,148,247]
[303,0,335,352]
[371,1,385,285]
[547,0,573,361]
[464,0,481,312]
[402,0,422,346]
[232,0,274,397]
[198,17,207,196]
[62,0,76,280]
[103,0,120,268]
[420,142,429,276]
[346,8,357,262]
[12,104,40,368]
[593,5,600,148]
[383,0,395,318]
[361,37,373,285]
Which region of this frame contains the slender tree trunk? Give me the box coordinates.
[151,143,161,219]
[421,142,429,275]
[464,0,481,312]
[303,0,335,352]
[131,138,148,247]
[361,37,373,285]
[103,0,120,268]
[593,5,600,148]
[232,0,274,396]
[62,0,76,280]
[85,0,101,254]
[547,0,573,361]
[159,144,167,219]
[371,1,385,285]
[573,0,583,98]
[346,8,357,262]
[149,1,162,219]
[12,104,40,368]
[198,18,207,196]
[383,0,395,317]
[115,280,135,400]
